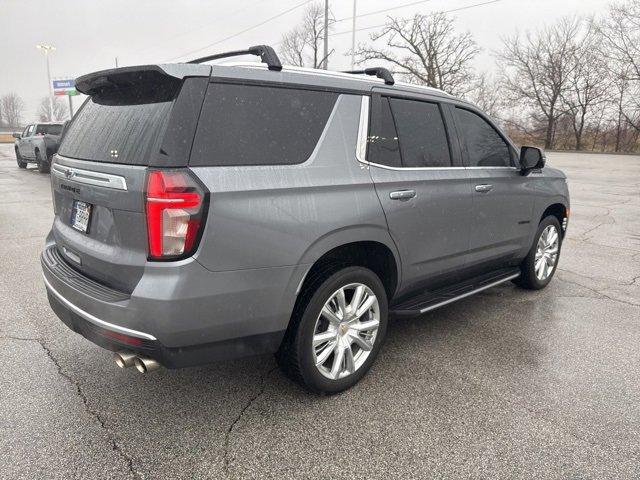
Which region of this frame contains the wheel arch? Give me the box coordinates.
[295,226,401,301]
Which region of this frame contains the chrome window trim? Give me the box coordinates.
[52,157,128,191]
[355,95,519,172]
[355,96,370,163]
[43,274,157,341]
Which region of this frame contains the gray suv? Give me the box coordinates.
[41,46,569,393]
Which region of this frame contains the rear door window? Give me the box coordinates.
[389,98,451,168]
[190,83,338,166]
[455,107,512,167]
[367,97,402,168]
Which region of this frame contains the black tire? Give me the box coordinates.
[276,266,388,394]
[16,148,27,169]
[515,215,562,290]
[36,149,50,174]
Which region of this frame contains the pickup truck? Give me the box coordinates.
[14,122,65,173]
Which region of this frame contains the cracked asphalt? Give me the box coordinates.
[1,144,639,479]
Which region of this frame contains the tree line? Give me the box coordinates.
[0,94,68,128]
[280,0,640,153]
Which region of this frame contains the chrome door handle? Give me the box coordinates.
[475,184,493,193]
[389,189,416,200]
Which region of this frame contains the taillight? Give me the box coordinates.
[145,170,207,260]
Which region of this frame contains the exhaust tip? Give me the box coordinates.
[134,356,160,374]
[114,351,136,369]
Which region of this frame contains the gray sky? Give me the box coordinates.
[1,0,610,124]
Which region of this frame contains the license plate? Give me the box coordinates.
[70,200,92,233]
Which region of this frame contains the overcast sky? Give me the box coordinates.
[1,0,611,124]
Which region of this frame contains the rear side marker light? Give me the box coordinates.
[145,170,206,260]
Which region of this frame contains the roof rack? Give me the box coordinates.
[188,45,282,71]
[342,67,395,85]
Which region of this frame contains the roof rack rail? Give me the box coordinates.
[342,67,395,85]
[188,45,282,71]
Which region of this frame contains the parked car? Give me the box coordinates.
[14,122,65,173]
[41,46,569,394]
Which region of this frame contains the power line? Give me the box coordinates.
[334,0,434,23]
[135,0,267,58]
[331,0,503,37]
[166,0,313,62]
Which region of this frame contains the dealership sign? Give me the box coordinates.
[53,79,77,96]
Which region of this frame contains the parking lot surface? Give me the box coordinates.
[1,144,639,479]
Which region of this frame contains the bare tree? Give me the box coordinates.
[279,3,334,69]
[354,13,479,96]
[561,23,610,150]
[38,96,68,122]
[464,73,504,121]
[498,17,582,149]
[0,93,26,128]
[595,0,640,134]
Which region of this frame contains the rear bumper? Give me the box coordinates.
[41,244,305,368]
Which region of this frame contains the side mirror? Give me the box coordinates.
[12,132,21,139]
[520,146,545,174]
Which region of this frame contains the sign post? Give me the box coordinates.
[52,79,77,118]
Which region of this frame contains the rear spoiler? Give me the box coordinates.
[75,64,211,96]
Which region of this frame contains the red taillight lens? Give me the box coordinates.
[145,170,206,260]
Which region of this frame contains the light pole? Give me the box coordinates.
[36,44,56,120]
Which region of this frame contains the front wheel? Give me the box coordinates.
[277,266,388,394]
[515,216,562,290]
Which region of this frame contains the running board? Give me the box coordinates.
[390,268,520,316]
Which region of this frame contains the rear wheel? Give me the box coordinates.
[515,216,562,290]
[16,148,27,169]
[36,149,50,173]
[276,266,388,394]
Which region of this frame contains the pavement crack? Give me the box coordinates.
[556,271,640,308]
[223,365,277,478]
[0,335,140,479]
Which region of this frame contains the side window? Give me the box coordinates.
[23,125,33,137]
[455,108,511,167]
[390,98,451,168]
[367,97,401,168]
[190,83,338,166]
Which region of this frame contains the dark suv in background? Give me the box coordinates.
[41,46,569,393]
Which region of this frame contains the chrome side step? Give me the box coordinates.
[390,269,520,316]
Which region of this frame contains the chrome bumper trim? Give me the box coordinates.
[43,274,157,341]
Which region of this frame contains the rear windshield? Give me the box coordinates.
[36,124,63,135]
[58,84,176,165]
[190,83,338,166]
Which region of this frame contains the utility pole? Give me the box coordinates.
[350,0,357,69]
[36,44,56,121]
[323,0,329,70]
[115,57,119,68]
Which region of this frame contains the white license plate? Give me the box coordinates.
[70,200,92,233]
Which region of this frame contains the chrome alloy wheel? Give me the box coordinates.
[535,224,560,280]
[312,283,380,380]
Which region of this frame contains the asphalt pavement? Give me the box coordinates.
[1,144,639,479]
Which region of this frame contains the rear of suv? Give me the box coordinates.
[42,45,569,393]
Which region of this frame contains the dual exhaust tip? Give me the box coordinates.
[114,351,160,373]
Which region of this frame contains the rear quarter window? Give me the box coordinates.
[190,83,338,166]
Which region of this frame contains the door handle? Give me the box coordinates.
[389,189,416,200]
[475,184,493,193]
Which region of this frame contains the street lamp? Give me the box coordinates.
[36,44,56,121]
